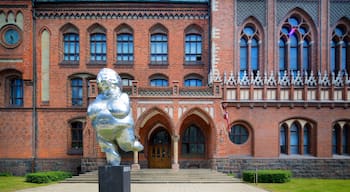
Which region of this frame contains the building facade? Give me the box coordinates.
[0,0,350,178]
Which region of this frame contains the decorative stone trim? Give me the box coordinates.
[221,70,350,88]
[35,8,209,20]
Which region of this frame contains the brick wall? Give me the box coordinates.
[211,158,350,179]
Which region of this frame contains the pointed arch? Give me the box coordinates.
[330,17,350,74]
[280,117,316,156]
[7,11,15,23]
[115,23,134,34]
[15,11,23,29]
[238,16,264,76]
[184,23,203,34]
[60,23,79,34]
[149,23,168,34]
[137,107,174,134]
[179,107,215,160]
[0,11,5,25]
[332,119,350,155]
[87,23,106,34]
[278,7,317,75]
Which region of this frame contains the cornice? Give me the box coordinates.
[34,7,209,20]
[0,4,28,8]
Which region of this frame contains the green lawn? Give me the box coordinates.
[255,178,350,192]
[0,176,52,192]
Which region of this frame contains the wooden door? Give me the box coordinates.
[148,128,171,168]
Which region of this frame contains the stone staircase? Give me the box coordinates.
[62,169,242,183]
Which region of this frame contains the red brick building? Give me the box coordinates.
[1,0,350,178]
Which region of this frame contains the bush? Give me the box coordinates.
[242,170,291,183]
[0,172,12,176]
[25,171,72,183]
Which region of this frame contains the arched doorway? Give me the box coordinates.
[148,127,171,168]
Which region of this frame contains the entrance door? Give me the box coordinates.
[148,128,171,168]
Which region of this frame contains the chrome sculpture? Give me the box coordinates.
[87,68,143,166]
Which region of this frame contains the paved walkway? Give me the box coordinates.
[16,183,268,192]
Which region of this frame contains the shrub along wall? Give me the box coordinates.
[242,170,292,183]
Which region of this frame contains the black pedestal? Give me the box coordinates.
[98,165,131,192]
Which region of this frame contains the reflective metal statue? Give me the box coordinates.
[87,68,144,166]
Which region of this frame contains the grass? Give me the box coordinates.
[255,178,350,192]
[0,176,53,192]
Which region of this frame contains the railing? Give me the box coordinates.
[88,80,219,98]
[211,70,350,102]
[89,70,350,102]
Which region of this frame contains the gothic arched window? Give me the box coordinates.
[331,23,350,75]
[279,15,312,75]
[239,24,261,77]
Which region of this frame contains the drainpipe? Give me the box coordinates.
[31,0,38,173]
[208,0,212,84]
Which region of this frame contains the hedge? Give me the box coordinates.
[0,172,12,176]
[242,170,291,183]
[25,171,72,184]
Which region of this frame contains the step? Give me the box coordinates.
[62,169,242,184]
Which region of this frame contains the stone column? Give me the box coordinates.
[131,151,140,170]
[172,135,179,170]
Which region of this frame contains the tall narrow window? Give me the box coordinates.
[331,24,350,75]
[182,125,205,156]
[117,33,134,63]
[150,34,168,64]
[90,33,106,62]
[279,39,286,75]
[332,124,341,155]
[10,78,23,106]
[239,25,261,77]
[251,38,259,75]
[185,34,202,63]
[240,38,248,78]
[343,125,350,154]
[303,40,310,73]
[290,34,299,76]
[279,15,312,74]
[63,33,79,61]
[290,123,300,154]
[331,40,336,72]
[71,78,83,106]
[280,124,287,154]
[303,124,311,154]
[69,121,83,155]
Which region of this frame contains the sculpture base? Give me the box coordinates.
[131,163,140,170]
[98,165,130,192]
